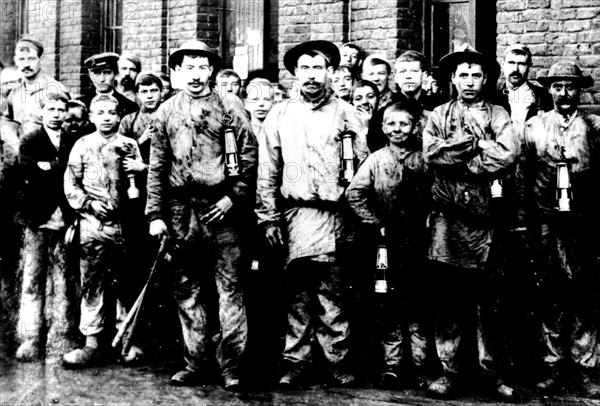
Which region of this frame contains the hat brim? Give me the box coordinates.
[537,75,594,88]
[283,40,341,75]
[168,49,222,70]
[439,50,493,73]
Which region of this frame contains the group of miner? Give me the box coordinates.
[0,34,599,401]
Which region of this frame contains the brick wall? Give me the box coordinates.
[278,0,348,81]
[350,0,422,60]
[0,0,18,66]
[278,0,422,82]
[26,0,59,79]
[497,0,600,113]
[122,0,165,73]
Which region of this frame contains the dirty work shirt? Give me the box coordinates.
[64,131,142,239]
[119,108,156,164]
[423,99,519,269]
[521,110,600,369]
[256,90,369,264]
[145,90,256,376]
[146,91,257,230]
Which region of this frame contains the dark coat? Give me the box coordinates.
[78,90,140,119]
[16,126,79,228]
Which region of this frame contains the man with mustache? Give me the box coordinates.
[5,38,70,134]
[493,45,552,128]
[146,40,257,391]
[116,53,141,102]
[520,61,600,396]
[78,53,139,119]
[423,48,519,401]
[256,40,369,388]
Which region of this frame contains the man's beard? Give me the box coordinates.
[120,76,135,90]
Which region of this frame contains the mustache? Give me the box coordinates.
[304,81,322,86]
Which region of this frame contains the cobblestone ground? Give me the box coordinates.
[2,316,600,406]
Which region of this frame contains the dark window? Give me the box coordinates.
[17,0,28,37]
[102,0,122,53]
[222,0,267,79]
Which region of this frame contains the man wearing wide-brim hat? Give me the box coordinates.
[422,47,520,401]
[6,37,70,134]
[520,61,600,396]
[256,40,369,388]
[78,52,139,119]
[146,39,256,391]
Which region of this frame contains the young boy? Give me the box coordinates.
[16,91,80,361]
[345,100,431,389]
[119,72,163,164]
[362,54,393,109]
[215,69,242,102]
[332,65,354,102]
[62,94,143,368]
[394,51,441,112]
[63,100,94,137]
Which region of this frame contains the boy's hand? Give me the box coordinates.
[201,196,233,225]
[356,106,372,124]
[149,219,168,237]
[265,225,283,247]
[90,201,110,220]
[123,157,146,172]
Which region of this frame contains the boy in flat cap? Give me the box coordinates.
[520,61,600,396]
[256,40,369,388]
[422,48,519,400]
[6,37,70,134]
[117,53,142,102]
[146,40,257,391]
[78,52,139,119]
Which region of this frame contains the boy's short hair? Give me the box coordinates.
[135,72,163,93]
[39,91,69,109]
[350,79,380,101]
[363,54,391,74]
[340,43,366,63]
[382,99,422,123]
[395,50,428,71]
[67,100,89,119]
[216,69,241,83]
[90,94,119,113]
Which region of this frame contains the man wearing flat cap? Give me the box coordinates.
[256,40,369,388]
[5,37,70,134]
[117,53,142,102]
[519,61,600,396]
[78,52,139,119]
[422,48,520,400]
[146,40,257,391]
[492,44,552,128]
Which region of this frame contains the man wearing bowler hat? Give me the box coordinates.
[422,48,520,400]
[146,40,257,390]
[256,40,369,388]
[78,52,139,118]
[520,61,600,396]
[6,37,70,134]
